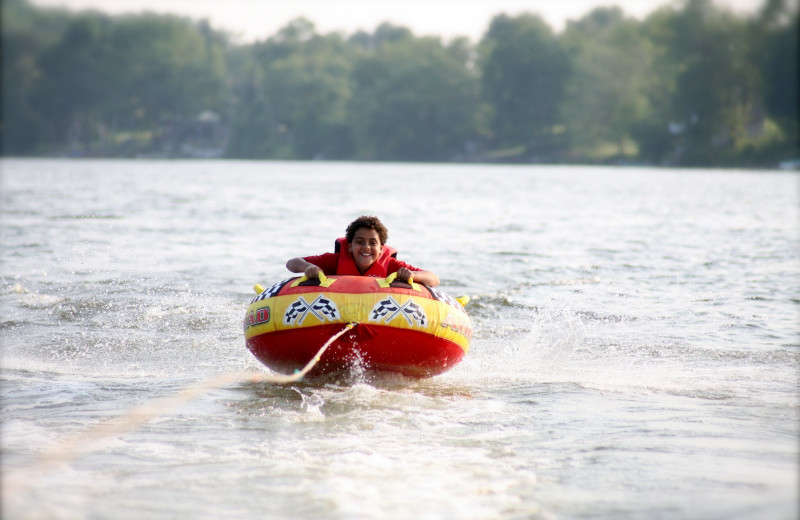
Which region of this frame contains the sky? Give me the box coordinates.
[30,0,766,42]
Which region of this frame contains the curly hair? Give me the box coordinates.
[346,215,388,245]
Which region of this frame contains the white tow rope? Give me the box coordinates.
[4,322,358,497]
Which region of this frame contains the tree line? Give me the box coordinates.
[1,0,797,167]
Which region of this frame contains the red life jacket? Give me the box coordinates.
[334,237,397,277]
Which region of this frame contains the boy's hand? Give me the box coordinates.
[396,267,413,282]
[304,265,322,278]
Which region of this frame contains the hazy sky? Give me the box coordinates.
[31,0,765,42]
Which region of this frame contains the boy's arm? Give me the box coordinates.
[286,257,322,278]
[397,267,439,287]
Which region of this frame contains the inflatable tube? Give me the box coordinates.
[244,273,471,378]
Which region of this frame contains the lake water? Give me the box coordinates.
[1,159,798,519]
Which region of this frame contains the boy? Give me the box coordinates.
[286,215,440,287]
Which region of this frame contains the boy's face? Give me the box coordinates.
[348,227,383,273]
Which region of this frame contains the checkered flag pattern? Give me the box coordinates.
[370,297,427,327]
[284,295,340,325]
[428,287,463,309]
[284,299,309,324]
[401,300,427,326]
[311,296,339,320]
[370,298,400,320]
[252,278,292,303]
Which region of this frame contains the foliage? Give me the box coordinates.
[480,14,569,159]
[1,0,73,152]
[349,33,479,161]
[1,0,797,166]
[232,19,357,159]
[561,7,654,159]
[653,0,765,164]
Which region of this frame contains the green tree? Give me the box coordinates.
[0,0,73,153]
[105,14,227,130]
[34,12,114,150]
[350,31,479,161]
[560,8,654,159]
[224,44,278,158]
[32,11,228,153]
[645,0,764,165]
[227,19,357,159]
[479,14,569,159]
[349,22,414,51]
[2,0,795,167]
[262,28,356,159]
[225,19,313,158]
[756,0,799,157]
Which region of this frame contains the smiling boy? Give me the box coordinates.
[286,215,440,287]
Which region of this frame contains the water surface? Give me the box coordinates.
[1,159,798,519]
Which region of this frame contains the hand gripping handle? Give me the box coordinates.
[378,271,421,291]
[290,270,336,288]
